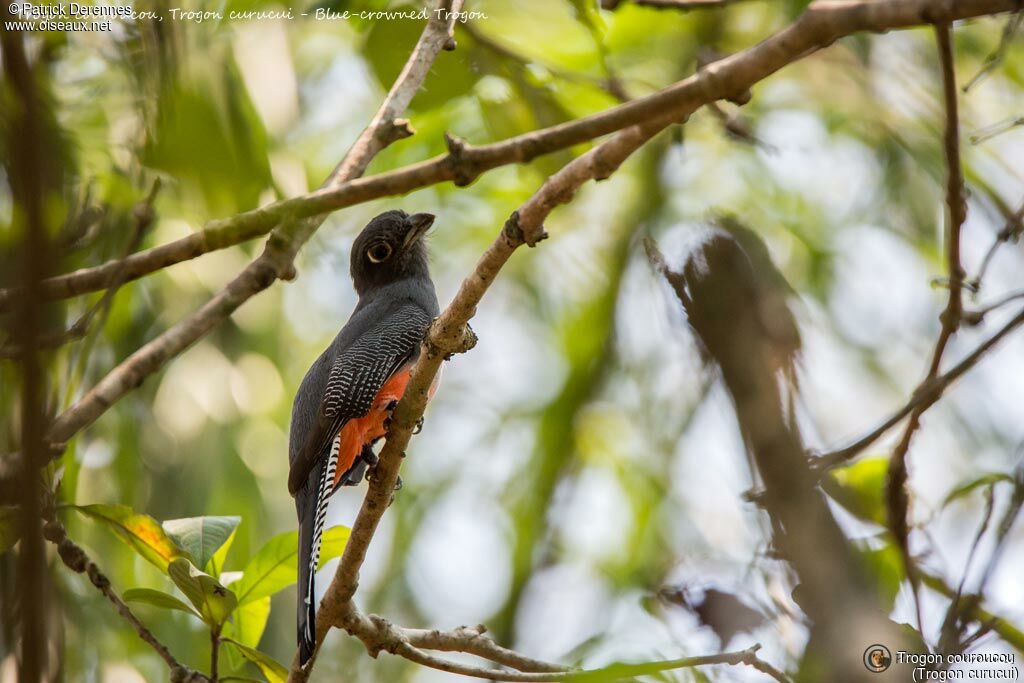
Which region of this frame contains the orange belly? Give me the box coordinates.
[332,365,439,488]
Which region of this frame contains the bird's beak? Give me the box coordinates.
[403,213,435,249]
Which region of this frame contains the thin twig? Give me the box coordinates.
[964,288,1024,326]
[922,571,1024,653]
[970,115,1024,144]
[41,519,211,683]
[963,9,1024,91]
[816,306,1024,470]
[930,22,968,378]
[938,486,996,655]
[601,0,758,11]
[970,199,1023,292]
[886,23,969,632]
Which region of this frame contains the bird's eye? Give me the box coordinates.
[367,242,392,263]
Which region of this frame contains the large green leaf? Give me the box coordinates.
[232,526,350,606]
[0,507,19,553]
[163,516,241,573]
[72,504,186,570]
[168,558,238,627]
[123,587,201,618]
[209,528,238,579]
[223,638,288,683]
[822,457,888,525]
[224,596,271,649]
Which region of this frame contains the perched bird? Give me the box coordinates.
[288,210,440,665]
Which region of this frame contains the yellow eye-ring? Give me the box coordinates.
[368,242,392,263]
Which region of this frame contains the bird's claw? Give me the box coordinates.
[382,399,400,431]
[412,416,424,434]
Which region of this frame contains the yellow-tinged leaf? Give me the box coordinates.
[822,457,888,526]
[72,504,186,570]
[168,558,238,627]
[224,638,287,683]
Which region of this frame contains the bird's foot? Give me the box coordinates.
[387,475,403,507]
[382,399,400,431]
[412,416,424,434]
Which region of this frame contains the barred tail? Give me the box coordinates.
[296,435,341,666]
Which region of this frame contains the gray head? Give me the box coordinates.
[350,210,434,296]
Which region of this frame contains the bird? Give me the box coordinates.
[287,210,440,666]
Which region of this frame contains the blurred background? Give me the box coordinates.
[1,0,1023,681]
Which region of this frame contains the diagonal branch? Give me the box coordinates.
[816,306,1024,470]
[296,97,677,683]
[44,1,463,447]
[45,0,1022,453]
[6,0,1018,313]
[42,519,210,683]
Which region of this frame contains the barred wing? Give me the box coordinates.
[287,305,430,495]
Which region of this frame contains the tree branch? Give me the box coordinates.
[41,519,210,683]
[338,604,787,683]
[401,624,566,673]
[600,0,758,11]
[816,306,1024,470]
[970,197,1024,292]
[963,8,1023,91]
[6,0,1017,313]
[2,13,56,679]
[44,1,463,447]
[296,117,669,681]
[886,22,969,628]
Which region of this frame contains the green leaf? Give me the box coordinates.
[363,17,478,111]
[0,507,19,553]
[223,638,288,683]
[209,528,238,579]
[223,596,271,649]
[163,516,241,573]
[123,587,201,618]
[168,558,238,627]
[942,473,1015,508]
[822,457,888,525]
[855,541,905,610]
[233,526,350,606]
[71,504,186,570]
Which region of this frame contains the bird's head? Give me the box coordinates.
[350,210,434,295]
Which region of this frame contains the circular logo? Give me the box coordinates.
[863,644,892,673]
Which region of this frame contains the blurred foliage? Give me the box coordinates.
[2,0,1024,681]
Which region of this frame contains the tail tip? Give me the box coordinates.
[299,634,315,667]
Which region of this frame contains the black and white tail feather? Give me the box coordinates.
[297,433,341,665]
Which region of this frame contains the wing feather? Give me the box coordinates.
[287,305,430,495]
